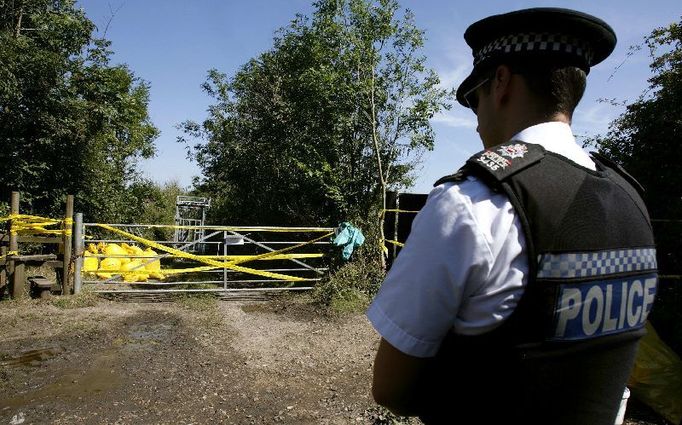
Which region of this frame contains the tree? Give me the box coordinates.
[128,179,186,241]
[588,18,681,354]
[181,0,452,235]
[589,19,681,220]
[0,0,158,222]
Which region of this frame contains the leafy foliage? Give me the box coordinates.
[589,19,681,221]
[181,0,452,227]
[0,0,158,222]
[587,18,682,354]
[128,179,186,240]
[587,19,681,272]
[313,217,385,311]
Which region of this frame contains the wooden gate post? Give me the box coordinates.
[62,195,74,295]
[1,246,7,295]
[73,213,83,294]
[9,191,24,299]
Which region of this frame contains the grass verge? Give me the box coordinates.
[49,288,100,309]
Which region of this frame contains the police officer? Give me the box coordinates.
[367,8,657,425]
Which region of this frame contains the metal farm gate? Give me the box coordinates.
[72,214,335,296]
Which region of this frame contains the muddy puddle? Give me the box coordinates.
[0,350,121,412]
[0,312,181,414]
[123,321,175,351]
[0,347,65,368]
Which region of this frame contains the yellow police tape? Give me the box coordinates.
[0,250,19,261]
[92,223,334,282]
[1,213,333,281]
[159,253,325,276]
[91,223,335,233]
[381,208,418,248]
[89,253,324,277]
[384,239,405,247]
[94,253,323,261]
[0,214,72,236]
[382,208,421,214]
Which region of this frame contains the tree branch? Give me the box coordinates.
[14,0,24,38]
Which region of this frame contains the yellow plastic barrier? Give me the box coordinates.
[143,248,164,280]
[121,260,148,282]
[103,243,127,258]
[628,322,682,424]
[97,257,121,280]
[122,243,144,257]
[83,251,99,272]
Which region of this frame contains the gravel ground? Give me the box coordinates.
[0,295,670,424]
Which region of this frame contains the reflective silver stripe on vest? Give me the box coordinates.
[537,248,657,279]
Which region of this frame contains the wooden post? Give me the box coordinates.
[0,246,7,296]
[9,191,24,299]
[62,195,74,295]
[13,260,25,299]
[73,213,83,294]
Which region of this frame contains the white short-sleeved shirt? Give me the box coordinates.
[366,121,596,358]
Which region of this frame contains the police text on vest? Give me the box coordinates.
[553,274,657,340]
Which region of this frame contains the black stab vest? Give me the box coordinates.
[418,142,657,425]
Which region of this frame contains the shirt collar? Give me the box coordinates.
[511,121,575,147]
[510,121,596,170]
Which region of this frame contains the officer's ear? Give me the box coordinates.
[491,64,514,107]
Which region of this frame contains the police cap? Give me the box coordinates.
[456,8,617,108]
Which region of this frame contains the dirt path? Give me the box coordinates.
[0,296,406,424]
[0,296,668,425]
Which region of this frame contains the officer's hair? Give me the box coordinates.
[481,62,587,118]
[516,65,587,119]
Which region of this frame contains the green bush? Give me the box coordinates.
[313,249,385,313]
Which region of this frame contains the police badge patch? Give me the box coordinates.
[477,150,511,171]
[498,144,528,159]
[476,144,530,172]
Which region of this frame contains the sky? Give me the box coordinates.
[76,0,680,194]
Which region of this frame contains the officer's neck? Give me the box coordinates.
[486,95,572,149]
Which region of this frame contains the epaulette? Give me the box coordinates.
[590,151,646,194]
[433,142,546,187]
[466,141,545,181]
[433,167,468,187]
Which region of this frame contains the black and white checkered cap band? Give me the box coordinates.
[537,248,657,279]
[474,32,594,67]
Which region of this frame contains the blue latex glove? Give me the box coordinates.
[332,222,365,260]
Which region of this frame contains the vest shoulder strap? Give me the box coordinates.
[433,142,546,187]
[433,168,467,187]
[590,151,646,194]
[467,141,546,181]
